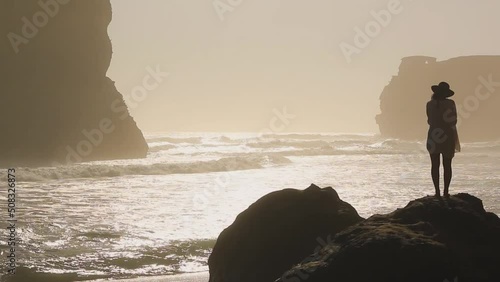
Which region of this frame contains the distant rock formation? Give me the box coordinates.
[277,193,500,282]
[208,184,363,282]
[377,56,500,141]
[0,0,148,166]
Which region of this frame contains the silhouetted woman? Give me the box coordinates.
[426,82,461,197]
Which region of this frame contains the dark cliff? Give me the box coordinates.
[377,56,500,141]
[278,194,500,282]
[0,0,148,166]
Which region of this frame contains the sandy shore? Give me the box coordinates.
[90,272,209,282]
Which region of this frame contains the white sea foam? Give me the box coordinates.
[16,134,500,183]
[18,155,291,182]
[3,133,499,281]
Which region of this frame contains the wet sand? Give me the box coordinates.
[91,272,209,282]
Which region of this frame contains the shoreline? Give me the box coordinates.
[90,272,209,282]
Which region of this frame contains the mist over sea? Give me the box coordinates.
[1,132,499,281]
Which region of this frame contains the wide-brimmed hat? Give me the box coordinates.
[431,82,454,97]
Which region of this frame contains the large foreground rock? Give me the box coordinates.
[208,184,363,282]
[0,0,148,166]
[278,194,500,282]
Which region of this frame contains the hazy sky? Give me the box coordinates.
[107,0,500,133]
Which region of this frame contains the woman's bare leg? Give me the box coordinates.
[430,154,441,196]
[443,157,453,197]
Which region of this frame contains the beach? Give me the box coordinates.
[1,132,499,281]
[92,272,209,282]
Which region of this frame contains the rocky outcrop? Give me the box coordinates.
[377,56,500,141]
[278,194,500,282]
[0,0,148,166]
[208,184,363,282]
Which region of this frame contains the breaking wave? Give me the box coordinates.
[147,136,203,144]
[18,155,291,182]
[16,134,500,182]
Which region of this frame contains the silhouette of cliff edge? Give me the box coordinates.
[377,55,500,141]
[0,0,148,166]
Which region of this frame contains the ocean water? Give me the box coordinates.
[1,133,499,281]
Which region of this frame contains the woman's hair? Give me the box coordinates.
[432,93,446,100]
[432,93,447,109]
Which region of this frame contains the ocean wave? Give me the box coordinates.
[218,135,237,143]
[18,155,291,182]
[462,141,500,152]
[274,148,409,157]
[5,239,215,281]
[259,133,376,141]
[367,139,427,151]
[148,144,177,152]
[142,134,500,159]
[243,138,427,156]
[246,139,332,149]
[147,136,203,144]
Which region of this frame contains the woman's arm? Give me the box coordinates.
[443,100,458,126]
[426,102,431,125]
[450,100,458,126]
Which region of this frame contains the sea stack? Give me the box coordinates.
[0,0,148,166]
[376,55,500,141]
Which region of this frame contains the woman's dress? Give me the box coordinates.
[426,99,461,158]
